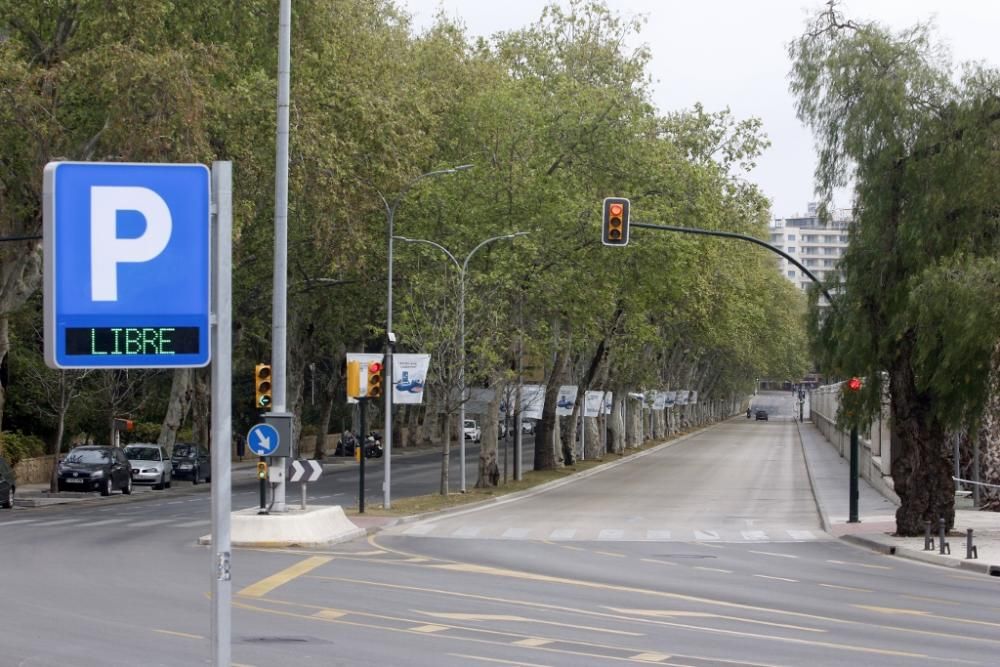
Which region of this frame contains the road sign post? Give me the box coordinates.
[359,398,367,513]
[289,460,322,509]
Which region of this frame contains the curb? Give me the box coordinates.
[795,419,832,534]
[842,531,1000,576]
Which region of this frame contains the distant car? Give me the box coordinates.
[755,409,769,421]
[0,455,15,509]
[463,420,481,443]
[57,446,133,496]
[124,444,172,490]
[170,443,211,484]
[522,420,536,435]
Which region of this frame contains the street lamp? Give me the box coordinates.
[394,231,528,493]
[379,164,472,508]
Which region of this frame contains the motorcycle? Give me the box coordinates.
[364,432,384,459]
[746,408,752,419]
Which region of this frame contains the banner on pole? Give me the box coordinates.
[663,390,676,408]
[584,390,603,417]
[652,391,666,411]
[393,353,430,404]
[675,390,690,406]
[602,391,613,415]
[465,387,495,415]
[521,384,545,420]
[556,385,578,416]
[689,390,698,405]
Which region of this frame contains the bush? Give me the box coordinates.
[0,431,48,468]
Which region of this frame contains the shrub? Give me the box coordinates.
[0,431,48,468]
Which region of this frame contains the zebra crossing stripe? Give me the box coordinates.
[501,527,531,539]
[646,530,672,540]
[598,529,624,540]
[403,523,435,536]
[549,528,576,540]
[742,530,769,541]
[694,530,720,541]
[787,530,817,540]
[452,526,481,538]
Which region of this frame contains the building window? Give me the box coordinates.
[787,234,796,241]
[823,259,836,267]
[787,246,796,253]
[787,270,796,278]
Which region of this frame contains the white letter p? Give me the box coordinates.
[90,186,172,302]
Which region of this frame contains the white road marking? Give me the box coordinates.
[598,529,624,540]
[172,520,210,528]
[33,519,78,527]
[1,519,38,526]
[741,530,769,541]
[749,550,798,559]
[403,524,435,536]
[787,530,817,540]
[548,528,577,540]
[452,526,481,538]
[694,530,720,541]
[76,519,127,527]
[501,527,531,539]
[127,519,176,527]
[645,530,672,540]
[754,574,799,582]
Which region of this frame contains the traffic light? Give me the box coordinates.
[602,197,630,246]
[367,361,383,399]
[847,377,862,392]
[255,363,272,409]
[256,461,268,480]
[346,360,361,399]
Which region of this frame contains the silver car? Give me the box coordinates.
[123,444,172,490]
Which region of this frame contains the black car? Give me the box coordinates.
[0,455,15,509]
[755,409,769,421]
[170,443,211,483]
[57,446,133,496]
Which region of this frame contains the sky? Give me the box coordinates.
[399,0,999,219]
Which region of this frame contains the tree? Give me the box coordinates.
[790,4,1000,534]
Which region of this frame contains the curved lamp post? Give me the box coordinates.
[379,164,472,508]
[394,231,528,493]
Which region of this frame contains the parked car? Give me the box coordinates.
[463,420,481,443]
[124,444,172,490]
[57,446,133,496]
[755,409,769,421]
[170,443,211,484]
[0,455,15,509]
[522,420,536,435]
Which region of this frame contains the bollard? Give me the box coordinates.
[966,528,978,560]
[923,520,935,551]
[938,517,951,555]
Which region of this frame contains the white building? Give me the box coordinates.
[769,203,852,294]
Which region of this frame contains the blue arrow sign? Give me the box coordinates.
[247,423,280,457]
[43,161,211,369]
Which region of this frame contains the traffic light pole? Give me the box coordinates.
[359,398,367,514]
[849,426,860,523]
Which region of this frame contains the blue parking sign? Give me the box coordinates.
[43,162,211,368]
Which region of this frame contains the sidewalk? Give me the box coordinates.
[798,419,1000,575]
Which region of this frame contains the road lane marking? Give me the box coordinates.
[787,530,817,540]
[748,550,797,559]
[172,520,211,528]
[606,608,824,633]
[77,519,127,527]
[640,558,677,566]
[857,605,1000,629]
[819,584,873,593]
[312,609,346,620]
[126,519,176,527]
[452,526,481,538]
[1,519,38,525]
[646,530,671,540]
[753,575,798,583]
[741,531,769,541]
[410,624,449,633]
[34,519,78,526]
[827,559,892,570]
[238,556,332,598]
[451,652,554,666]
[403,523,435,536]
[549,528,576,540]
[598,529,624,540]
[630,652,672,662]
[694,530,720,541]
[419,611,642,636]
[694,566,733,574]
[502,527,531,539]
[595,551,626,558]
[154,629,204,640]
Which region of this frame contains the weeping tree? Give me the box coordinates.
[791,4,1000,534]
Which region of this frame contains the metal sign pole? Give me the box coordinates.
[210,161,233,667]
[359,398,367,513]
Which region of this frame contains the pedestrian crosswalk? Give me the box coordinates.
[0,516,211,531]
[396,522,828,543]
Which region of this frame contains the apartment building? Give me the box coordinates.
[769,202,852,294]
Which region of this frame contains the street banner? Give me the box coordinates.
[663,390,676,408]
[602,391,613,415]
[345,352,384,404]
[465,387,495,415]
[521,384,545,420]
[556,385,578,416]
[393,353,430,405]
[689,390,698,405]
[652,391,666,411]
[584,390,603,417]
[675,390,690,406]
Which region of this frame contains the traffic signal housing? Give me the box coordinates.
[367,361,383,399]
[602,197,630,246]
[255,363,272,409]
[256,461,268,480]
[346,360,361,399]
[847,377,862,392]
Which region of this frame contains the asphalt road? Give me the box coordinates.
[4,396,1000,666]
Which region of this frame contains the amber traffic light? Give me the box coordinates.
[602,197,630,246]
[255,363,272,409]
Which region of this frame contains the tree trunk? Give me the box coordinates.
[49,374,69,493]
[191,368,211,448]
[977,340,1000,510]
[0,315,8,432]
[158,368,193,452]
[889,340,955,535]
[476,388,501,488]
[314,376,337,460]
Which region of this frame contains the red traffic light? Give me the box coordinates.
[847,377,862,392]
[369,362,381,374]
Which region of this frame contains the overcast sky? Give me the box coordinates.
[399,0,998,219]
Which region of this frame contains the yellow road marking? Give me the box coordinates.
[827,559,892,570]
[238,556,332,598]
[451,652,554,666]
[153,629,203,640]
[411,624,449,633]
[902,595,960,606]
[818,583,873,593]
[596,550,627,558]
[753,575,798,583]
[857,604,1000,629]
[419,611,642,636]
[606,608,825,633]
[312,609,346,620]
[631,652,672,663]
[513,638,555,647]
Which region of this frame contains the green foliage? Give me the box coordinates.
[0,431,47,468]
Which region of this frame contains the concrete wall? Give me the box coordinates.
[810,382,899,504]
